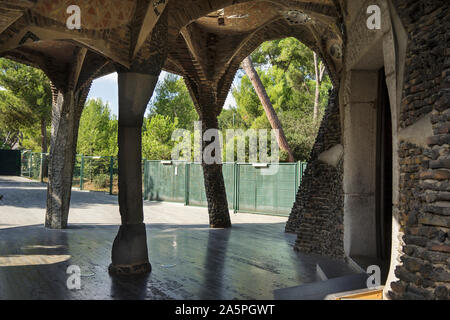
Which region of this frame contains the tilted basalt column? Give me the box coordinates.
[286,89,345,259]
[109,73,159,275]
[45,82,91,229]
[200,107,231,228]
[109,9,168,275]
[183,74,232,228]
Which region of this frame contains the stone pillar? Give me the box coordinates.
[200,110,231,228]
[109,72,159,275]
[286,89,345,259]
[45,83,91,229]
[387,0,450,300]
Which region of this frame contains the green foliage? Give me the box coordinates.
[77,98,118,156]
[0,58,52,120]
[279,109,323,162]
[2,37,331,165]
[93,173,110,189]
[142,114,179,160]
[218,107,246,130]
[0,58,52,151]
[148,73,198,130]
[0,90,32,149]
[232,38,332,161]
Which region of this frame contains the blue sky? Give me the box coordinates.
[87,71,238,117]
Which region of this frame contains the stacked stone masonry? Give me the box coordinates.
[287,0,449,299]
[286,89,345,259]
[388,0,450,300]
[0,0,448,300]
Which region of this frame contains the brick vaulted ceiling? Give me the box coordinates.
[0,0,343,102]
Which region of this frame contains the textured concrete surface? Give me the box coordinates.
[0,176,355,300]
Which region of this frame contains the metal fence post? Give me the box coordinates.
[185,162,190,206]
[143,160,147,200]
[235,163,240,213]
[29,153,32,178]
[40,152,44,182]
[233,162,237,213]
[80,154,84,190]
[109,156,114,195]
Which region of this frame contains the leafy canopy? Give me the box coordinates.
[148,73,197,130]
[77,98,118,156]
[232,37,332,160]
[0,58,52,151]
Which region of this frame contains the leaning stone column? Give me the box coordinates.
[45,83,91,229]
[200,109,231,228]
[109,73,159,275]
[286,89,345,259]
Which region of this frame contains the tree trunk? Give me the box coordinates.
[241,56,295,162]
[313,53,326,121]
[39,118,48,182]
[313,52,325,121]
[313,52,321,121]
[45,84,91,229]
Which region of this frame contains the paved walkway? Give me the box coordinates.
[0,176,355,299]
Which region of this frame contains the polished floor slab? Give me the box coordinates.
[0,176,356,299]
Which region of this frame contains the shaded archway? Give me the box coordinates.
[163,1,343,229]
[0,0,447,300]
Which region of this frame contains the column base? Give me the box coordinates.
[202,163,232,228]
[209,221,232,229]
[108,262,151,275]
[110,223,151,275]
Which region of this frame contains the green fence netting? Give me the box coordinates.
[143,161,307,216]
[22,151,119,194]
[20,150,307,216]
[20,151,49,180]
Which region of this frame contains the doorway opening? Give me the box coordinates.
[375,68,392,283]
[344,67,394,285]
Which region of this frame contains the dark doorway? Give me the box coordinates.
[375,68,393,281]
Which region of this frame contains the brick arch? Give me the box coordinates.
[182,18,343,111]
[168,0,339,36]
[224,21,341,89]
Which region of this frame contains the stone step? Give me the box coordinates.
[274,273,369,300]
[315,259,358,280]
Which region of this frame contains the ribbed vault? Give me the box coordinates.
[0,0,343,95]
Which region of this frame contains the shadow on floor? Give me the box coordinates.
[0,221,356,300]
[0,187,165,209]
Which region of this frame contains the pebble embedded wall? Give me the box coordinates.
[287,0,449,299]
[286,89,345,259]
[388,0,450,300]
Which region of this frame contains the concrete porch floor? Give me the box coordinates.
[0,176,357,300]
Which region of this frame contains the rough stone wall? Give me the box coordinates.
[286,89,345,259]
[388,0,450,300]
